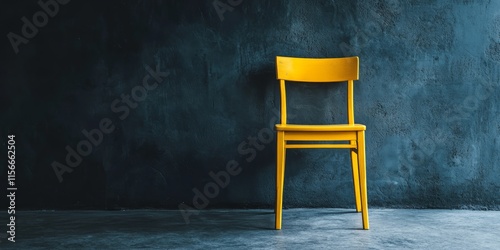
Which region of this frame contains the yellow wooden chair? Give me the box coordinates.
[274,56,369,230]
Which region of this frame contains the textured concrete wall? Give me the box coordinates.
[1,0,499,210]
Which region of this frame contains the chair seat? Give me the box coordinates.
[276,124,366,131]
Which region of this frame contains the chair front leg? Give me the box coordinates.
[275,131,286,230]
[357,131,369,230]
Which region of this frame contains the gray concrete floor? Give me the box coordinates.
[1,208,499,249]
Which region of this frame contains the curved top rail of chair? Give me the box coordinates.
[276,56,359,82]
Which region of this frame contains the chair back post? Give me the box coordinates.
[347,79,355,125]
[280,79,287,125]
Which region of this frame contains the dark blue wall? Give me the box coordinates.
[1,0,499,210]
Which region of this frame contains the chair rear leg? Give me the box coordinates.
[350,148,361,212]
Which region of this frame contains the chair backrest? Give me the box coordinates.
[276,56,359,125]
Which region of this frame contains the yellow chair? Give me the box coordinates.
[274,56,369,230]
